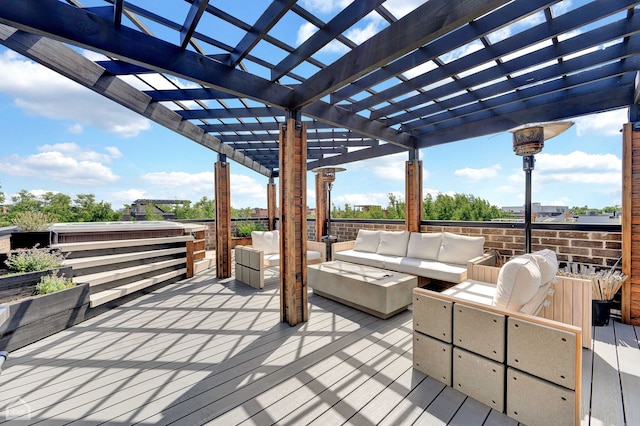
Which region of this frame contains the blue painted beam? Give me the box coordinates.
[143,88,238,101]
[177,106,284,120]
[199,121,339,133]
[354,0,640,114]
[397,28,640,130]
[271,0,385,81]
[408,59,639,134]
[289,0,512,108]
[180,0,209,49]
[219,131,379,143]
[114,0,123,27]
[414,74,635,147]
[229,0,297,67]
[330,0,557,104]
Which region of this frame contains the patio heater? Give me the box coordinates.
[312,167,346,260]
[510,121,574,253]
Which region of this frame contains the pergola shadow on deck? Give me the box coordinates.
[1,268,638,425]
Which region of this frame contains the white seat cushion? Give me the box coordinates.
[307,250,322,263]
[492,256,541,311]
[385,256,467,283]
[353,230,381,253]
[437,232,485,265]
[406,232,442,260]
[263,253,280,267]
[252,230,279,254]
[333,249,387,268]
[376,230,410,257]
[443,279,496,306]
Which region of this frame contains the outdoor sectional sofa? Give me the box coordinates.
[332,230,495,284]
[413,249,591,425]
[234,230,325,289]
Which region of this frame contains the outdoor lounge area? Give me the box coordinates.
[3,1,640,425]
[0,267,638,424]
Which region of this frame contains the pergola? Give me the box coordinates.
[1,0,640,325]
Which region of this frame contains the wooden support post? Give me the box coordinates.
[186,239,195,278]
[215,158,232,279]
[622,123,640,324]
[405,158,423,233]
[279,117,308,326]
[315,173,328,241]
[267,177,277,231]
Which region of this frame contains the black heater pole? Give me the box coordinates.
[523,155,534,254]
[327,182,333,237]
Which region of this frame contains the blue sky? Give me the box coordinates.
[0,0,626,211]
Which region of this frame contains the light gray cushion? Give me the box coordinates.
[437,232,485,265]
[406,232,442,260]
[492,256,541,311]
[376,230,410,256]
[443,279,496,306]
[385,256,467,283]
[353,230,381,253]
[252,230,279,254]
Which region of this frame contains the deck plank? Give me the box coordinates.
[589,320,625,426]
[614,321,640,425]
[0,269,637,425]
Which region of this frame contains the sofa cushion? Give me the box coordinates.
[353,230,381,253]
[519,281,552,315]
[333,249,389,268]
[252,230,279,254]
[492,256,541,311]
[521,249,558,285]
[264,253,280,267]
[376,230,410,257]
[437,232,485,265]
[307,250,322,263]
[385,256,467,283]
[406,232,442,260]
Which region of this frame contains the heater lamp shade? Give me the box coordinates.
[512,126,544,156]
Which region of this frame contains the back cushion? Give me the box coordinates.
[376,230,410,256]
[406,232,442,260]
[437,232,485,265]
[522,249,558,285]
[251,230,279,254]
[353,230,381,253]
[492,256,541,311]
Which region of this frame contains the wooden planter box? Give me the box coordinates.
[0,266,73,303]
[10,231,54,249]
[0,267,89,352]
[231,237,252,248]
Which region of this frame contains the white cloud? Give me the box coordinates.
[345,21,382,45]
[140,171,266,208]
[574,109,627,137]
[351,152,407,181]
[68,123,83,134]
[108,189,149,207]
[454,164,501,180]
[37,143,121,164]
[0,151,120,185]
[333,192,401,207]
[0,50,150,138]
[383,0,428,19]
[301,0,353,14]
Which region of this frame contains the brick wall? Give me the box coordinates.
[203,218,622,269]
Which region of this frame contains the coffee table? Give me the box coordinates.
[307,260,418,319]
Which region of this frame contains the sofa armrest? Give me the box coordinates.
[332,240,355,253]
[307,240,326,262]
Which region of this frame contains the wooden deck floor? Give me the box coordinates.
[0,269,638,425]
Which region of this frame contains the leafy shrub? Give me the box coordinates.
[235,221,266,237]
[36,273,74,295]
[4,246,65,273]
[11,211,53,231]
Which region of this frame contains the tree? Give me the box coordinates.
[0,182,5,205]
[73,194,120,222]
[41,192,74,223]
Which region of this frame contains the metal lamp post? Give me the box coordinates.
[510,122,574,253]
[312,167,345,260]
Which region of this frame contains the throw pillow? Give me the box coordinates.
[521,249,558,285]
[353,230,381,253]
[493,256,542,311]
[406,232,442,260]
[437,232,485,265]
[376,230,410,256]
[251,230,279,254]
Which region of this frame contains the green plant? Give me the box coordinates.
[235,221,266,237]
[4,246,65,273]
[36,273,74,295]
[11,211,53,231]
